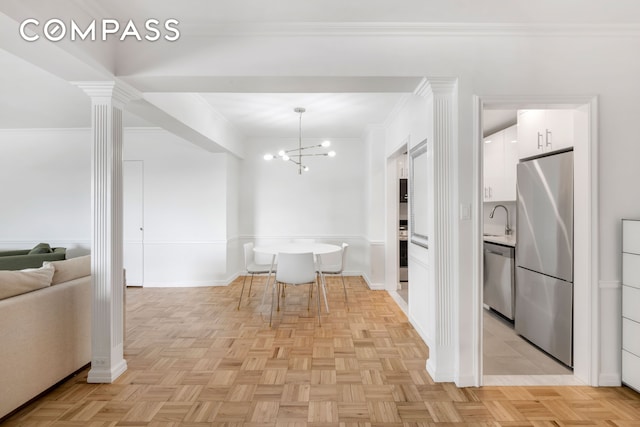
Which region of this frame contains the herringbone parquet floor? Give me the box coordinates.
[3,276,640,426]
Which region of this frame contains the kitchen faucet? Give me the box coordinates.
[489,204,512,235]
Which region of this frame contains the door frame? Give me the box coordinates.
[123,159,145,287]
[384,139,411,314]
[385,143,406,292]
[472,95,599,386]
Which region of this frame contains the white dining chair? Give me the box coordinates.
[317,242,349,310]
[286,239,316,299]
[238,242,272,309]
[270,252,321,326]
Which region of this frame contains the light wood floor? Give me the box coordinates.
[3,276,640,426]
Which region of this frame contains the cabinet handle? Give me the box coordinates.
[537,132,543,149]
[546,129,552,147]
[486,250,506,256]
[489,187,492,198]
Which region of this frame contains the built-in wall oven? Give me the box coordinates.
[399,220,408,281]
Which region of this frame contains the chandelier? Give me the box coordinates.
[263,107,336,174]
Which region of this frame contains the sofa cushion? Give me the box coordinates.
[44,255,91,285]
[28,243,52,255]
[0,264,54,300]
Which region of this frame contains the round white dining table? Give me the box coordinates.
[253,242,340,257]
[253,242,341,311]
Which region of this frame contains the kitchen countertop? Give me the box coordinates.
[483,234,516,247]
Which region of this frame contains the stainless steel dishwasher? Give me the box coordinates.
[483,242,515,320]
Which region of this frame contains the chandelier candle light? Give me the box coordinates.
[263,107,336,174]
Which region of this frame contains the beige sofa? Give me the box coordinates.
[0,256,91,419]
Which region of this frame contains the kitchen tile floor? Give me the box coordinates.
[398,281,408,303]
[483,308,573,376]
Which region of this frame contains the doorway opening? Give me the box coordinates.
[398,149,409,303]
[386,141,410,311]
[476,97,598,386]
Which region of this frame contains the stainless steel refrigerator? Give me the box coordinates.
[515,149,573,367]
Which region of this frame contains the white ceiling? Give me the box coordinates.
[0,50,154,129]
[56,0,640,25]
[483,109,517,137]
[1,1,638,139]
[0,36,414,135]
[0,50,89,129]
[0,46,410,134]
[0,48,507,137]
[198,93,408,138]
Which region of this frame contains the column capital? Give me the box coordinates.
[414,77,458,98]
[72,80,141,105]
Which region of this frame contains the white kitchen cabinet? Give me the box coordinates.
[517,109,574,159]
[622,219,640,393]
[483,131,502,201]
[483,125,518,202]
[502,125,518,200]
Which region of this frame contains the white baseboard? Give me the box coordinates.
[408,312,431,349]
[387,291,408,314]
[142,282,222,288]
[142,279,235,288]
[362,273,385,290]
[426,358,455,383]
[456,375,479,388]
[87,359,128,384]
[140,272,240,288]
[599,373,622,387]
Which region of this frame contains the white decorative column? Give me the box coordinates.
[74,81,139,383]
[415,77,458,382]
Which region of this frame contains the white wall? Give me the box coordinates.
[239,136,368,274]
[225,153,242,277]
[384,95,432,345]
[124,129,232,286]
[364,126,386,287]
[0,129,91,257]
[0,128,235,285]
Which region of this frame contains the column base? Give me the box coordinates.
[426,354,455,383]
[87,359,128,384]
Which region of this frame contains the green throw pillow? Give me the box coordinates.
[28,243,52,254]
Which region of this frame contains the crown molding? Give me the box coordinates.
[0,127,89,133]
[181,22,640,38]
[414,77,458,98]
[0,126,168,134]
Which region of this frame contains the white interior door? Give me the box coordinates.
[123,160,144,286]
